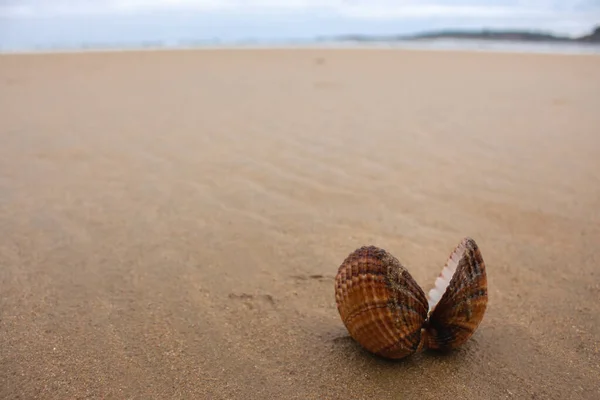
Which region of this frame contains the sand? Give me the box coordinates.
[1,47,599,399]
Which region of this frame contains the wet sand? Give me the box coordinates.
[1,48,599,399]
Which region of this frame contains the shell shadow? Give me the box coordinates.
[330,328,482,367]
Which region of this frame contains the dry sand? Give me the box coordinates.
[1,48,599,399]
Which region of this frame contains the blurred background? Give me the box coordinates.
[1,0,599,53]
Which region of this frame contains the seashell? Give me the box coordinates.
[334,237,487,359]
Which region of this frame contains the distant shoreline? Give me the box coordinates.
[2,26,599,56]
[319,25,600,44]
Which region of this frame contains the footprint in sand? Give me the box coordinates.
[228,292,276,310]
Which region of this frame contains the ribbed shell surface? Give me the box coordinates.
[334,246,429,359]
[426,237,488,351]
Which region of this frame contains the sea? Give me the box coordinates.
[1,38,600,56]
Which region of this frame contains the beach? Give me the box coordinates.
[1,48,599,399]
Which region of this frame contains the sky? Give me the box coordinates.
[1,0,599,50]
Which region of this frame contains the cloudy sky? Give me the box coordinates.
[1,0,599,50]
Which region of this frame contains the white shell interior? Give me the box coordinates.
[427,241,466,313]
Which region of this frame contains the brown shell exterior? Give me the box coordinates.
[334,246,430,359]
[426,237,488,351]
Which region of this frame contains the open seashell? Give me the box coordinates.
[334,237,487,359]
